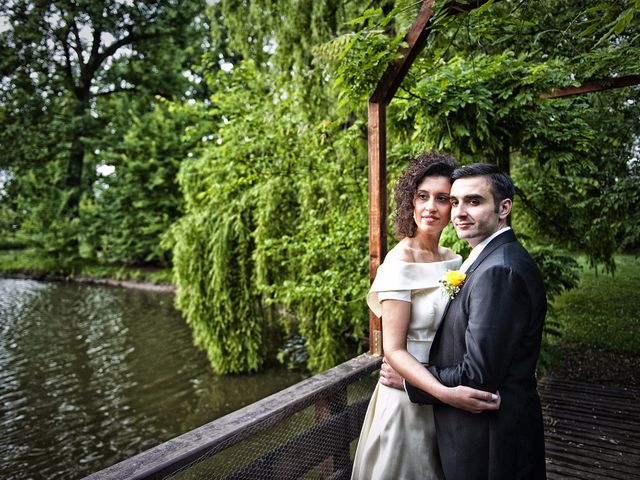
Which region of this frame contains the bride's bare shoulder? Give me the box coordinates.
[439,246,459,261]
[385,239,413,263]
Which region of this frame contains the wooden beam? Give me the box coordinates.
[369,0,499,104]
[542,75,640,99]
[444,0,495,13]
[370,0,437,104]
[368,101,386,355]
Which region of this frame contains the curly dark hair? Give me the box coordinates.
[393,151,458,239]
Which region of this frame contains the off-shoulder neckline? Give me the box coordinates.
[385,254,462,266]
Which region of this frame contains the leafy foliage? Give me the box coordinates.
[312,5,410,107]
[0,0,207,258]
[169,61,370,373]
[330,0,640,272]
[82,99,206,265]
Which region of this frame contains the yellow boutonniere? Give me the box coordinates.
[439,270,466,299]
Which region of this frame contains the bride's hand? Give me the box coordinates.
[380,357,405,390]
[443,386,501,414]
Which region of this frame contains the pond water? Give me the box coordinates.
[0,279,307,480]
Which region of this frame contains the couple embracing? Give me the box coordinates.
[351,153,547,480]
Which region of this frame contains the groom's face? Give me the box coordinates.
[449,176,505,248]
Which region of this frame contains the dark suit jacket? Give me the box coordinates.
[406,230,547,480]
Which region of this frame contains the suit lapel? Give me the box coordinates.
[465,229,517,276]
[431,296,453,354]
[431,231,518,361]
[432,230,517,357]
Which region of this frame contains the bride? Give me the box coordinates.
[351,152,500,480]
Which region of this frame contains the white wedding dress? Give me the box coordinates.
[351,256,462,480]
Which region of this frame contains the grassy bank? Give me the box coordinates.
[546,254,640,388]
[553,254,640,353]
[0,248,174,285]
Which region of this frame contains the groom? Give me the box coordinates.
[383,163,547,479]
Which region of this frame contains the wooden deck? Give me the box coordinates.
[538,377,640,479]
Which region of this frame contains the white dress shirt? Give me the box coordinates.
[459,227,511,273]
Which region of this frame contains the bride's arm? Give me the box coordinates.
[381,299,500,414]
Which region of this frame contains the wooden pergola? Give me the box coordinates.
[366,0,640,354]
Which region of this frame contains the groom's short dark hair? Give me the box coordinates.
[451,163,514,209]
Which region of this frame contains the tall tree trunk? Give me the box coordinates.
[497,142,510,175]
[65,133,84,218]
[62,96,89,254]
[497,142,511,226]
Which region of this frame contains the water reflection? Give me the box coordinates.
[0,279,306,480]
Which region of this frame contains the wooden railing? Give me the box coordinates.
[83,353,381,480]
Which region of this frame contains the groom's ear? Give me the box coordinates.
[498,198,512,220]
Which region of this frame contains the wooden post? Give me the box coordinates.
[366,0,509,354]
[366,1,438,356]
[368,101,386,355]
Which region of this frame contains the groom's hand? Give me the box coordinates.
[380,357,405,390]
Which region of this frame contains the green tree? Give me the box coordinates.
[169,1,384,373]
[0,0,206,261]
[169,59,370,373]
[83,99,207,265]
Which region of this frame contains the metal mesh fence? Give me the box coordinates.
[166,368,378,480]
